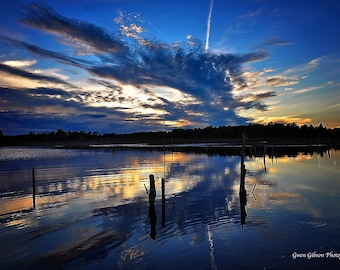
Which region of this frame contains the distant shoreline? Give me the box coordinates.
[1,124,340,151]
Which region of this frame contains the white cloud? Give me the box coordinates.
[283,57,323,75]
[2,59,37,67]
[294,85,323,94]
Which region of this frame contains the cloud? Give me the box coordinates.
[266,76,298,87]
[251,91,276,100]
[20,3,127,55]
[233,90,276,111]
[294,85,323,94]
[239,50,270,63]
[0,86,134,134]
[2,60,37,67]
[119,23,144,39]
[283,57,323,75]
[0,35,93,68]
[0,86,73,111]
[256,37,293,48]
[34,87,73,98]
[0,62,74,88]
[308,57,322,67]
[252,116,312,126]
[0,3,276,134]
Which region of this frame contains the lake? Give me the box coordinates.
[0,146,339,269]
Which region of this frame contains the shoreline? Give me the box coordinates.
[2,140,338,150]
[2,141,337,158]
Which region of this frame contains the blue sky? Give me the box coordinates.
[0,0,339,135]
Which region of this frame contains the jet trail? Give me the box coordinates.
[205,0,214,53]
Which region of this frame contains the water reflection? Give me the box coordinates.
[32,168,36,209]
[0,147,339,269]
[161,178,166,228]
[238,132,248,228]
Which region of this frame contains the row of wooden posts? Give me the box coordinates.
[148,175,165,205]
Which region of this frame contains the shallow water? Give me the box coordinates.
[0,146,339,269]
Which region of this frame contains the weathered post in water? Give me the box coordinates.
[149,175,157,239]
[32,168,36,209]
[240,161,247,227]
[149,175,156,205]
[240,132,247,194]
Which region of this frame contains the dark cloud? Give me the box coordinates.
[0,110,109,135]
[233,91,276,112]
[0,63,74,87]
[34,87,73,97]
[266,76,298,87]
[239,50,270,63]
[0,86,72,110]
[0,86,131,134]
[81,113,107,119]
[0,35,92,68]
[88,79,123,94]
[253,91,276,99]
[20,3,127,54]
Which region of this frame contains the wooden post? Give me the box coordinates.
[32,168,36,209]
[149,175,156,205]
[149,175,156,239]
[239,161,247,227]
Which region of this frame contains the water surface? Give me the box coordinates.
[0,146,339,269]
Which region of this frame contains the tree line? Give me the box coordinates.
[1,122,340,147]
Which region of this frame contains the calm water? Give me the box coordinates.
[0,146,339,269]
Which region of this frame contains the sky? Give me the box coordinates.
[0,0,339,135]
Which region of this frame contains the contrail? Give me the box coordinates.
[205,0,214,53]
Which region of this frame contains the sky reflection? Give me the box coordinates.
[0,147,339,269]
[243,150,340,219]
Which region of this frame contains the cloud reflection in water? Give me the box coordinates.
[0,147,339,269]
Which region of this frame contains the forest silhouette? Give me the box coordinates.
[1,122,339,147]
